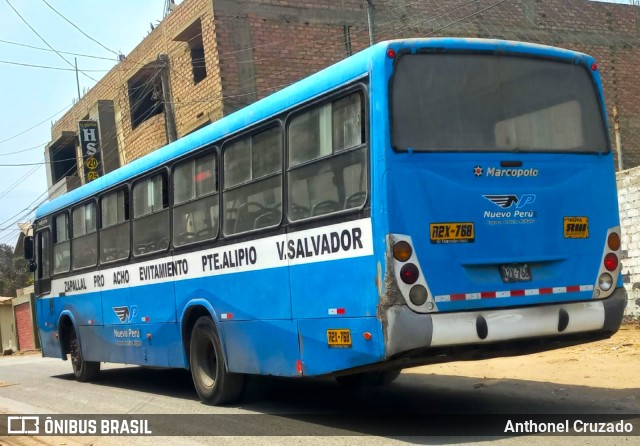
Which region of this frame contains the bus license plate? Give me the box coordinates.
[430,222,475,244]
[327,329,352,348]
[500,263,532,283]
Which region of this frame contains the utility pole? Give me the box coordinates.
[75,58,81,101]
[158,54,178,143]
[366,0,375,46]
[613,106,624,171]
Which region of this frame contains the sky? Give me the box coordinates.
[0,0,633,248]
[0,0,182,247]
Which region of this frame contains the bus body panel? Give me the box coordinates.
[289,257,378,319]
[297,316,384,376]
[384,152,620,312]
[222,319,300,375]
[101,323,183,367]
[78,325,108,363]
[37,303,63,359]
[173,267,293,322]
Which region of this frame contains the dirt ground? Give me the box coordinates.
[406,322,640,389]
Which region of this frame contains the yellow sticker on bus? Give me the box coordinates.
[430,222,475,244]
[564,217,589,238]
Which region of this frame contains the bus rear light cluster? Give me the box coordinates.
[594,227,621,299]
[389,235,437,313]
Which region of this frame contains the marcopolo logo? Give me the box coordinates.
[483,194,536,209]
[474,165,539,178]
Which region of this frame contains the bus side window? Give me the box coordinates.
[71,202,97,270]
[287,91,367,221]
[223,126,282,236]
[52,212,70,274]
[132,173,169,256]
[35,230,51,295]
[173,152,219,247]
[100,189,130,263]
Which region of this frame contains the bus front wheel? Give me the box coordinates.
[189,316,244,405]
[69,328,100,382]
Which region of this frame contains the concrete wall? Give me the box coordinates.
[13,287,38,351]
[617,166,640,318]
[0,303,16,353]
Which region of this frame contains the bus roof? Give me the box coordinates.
[35,38,591,219]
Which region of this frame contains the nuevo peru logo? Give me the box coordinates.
[113,306,138,323]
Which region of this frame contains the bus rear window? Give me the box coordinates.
[390,53,607,153]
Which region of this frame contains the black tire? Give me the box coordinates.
[189,316,244,405]
[69,327,100,382]
[335,369,402,387]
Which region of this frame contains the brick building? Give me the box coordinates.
[44,0,640,196]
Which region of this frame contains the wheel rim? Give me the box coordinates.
[196,332,217,389]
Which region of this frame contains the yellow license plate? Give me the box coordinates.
[430,222,475,244]
[564,217,589,238]
[327,329,352,348]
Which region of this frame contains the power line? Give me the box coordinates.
[0,104,71,146]
[0,142,47,157]
[0,59,111,72]
[3,0,100,83]
[0,38,120,61]
[39,0,121,57]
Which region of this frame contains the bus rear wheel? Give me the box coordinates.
[189,316,244,405]
[69,328,100,382]
[335,369,402,387]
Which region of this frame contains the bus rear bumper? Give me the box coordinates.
[384,287,627,359]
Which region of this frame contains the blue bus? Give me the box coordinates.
[26,38,626,405]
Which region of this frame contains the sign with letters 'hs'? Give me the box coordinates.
[78,120,102,182]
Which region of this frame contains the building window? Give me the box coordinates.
[48,132,78,184]
[71,202,97,269]
[175,18,207,84]
[223,126,282,235]
[100,188,130,263]
[173,152,218,246]
[128,62,164,129]
[287,91,367,221]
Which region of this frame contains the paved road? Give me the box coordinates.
[0,355,638,445]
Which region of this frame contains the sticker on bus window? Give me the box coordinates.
[564,217,589,238]
[430,223,475,244]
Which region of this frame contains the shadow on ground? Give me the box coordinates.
[51,367,640,442]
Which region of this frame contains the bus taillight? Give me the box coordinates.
[409,285,428,306]
[604,253,618,272]
[393,241,412,262]
[598,273,613,291]
[400,263,419,284]
[607,232,621,251]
